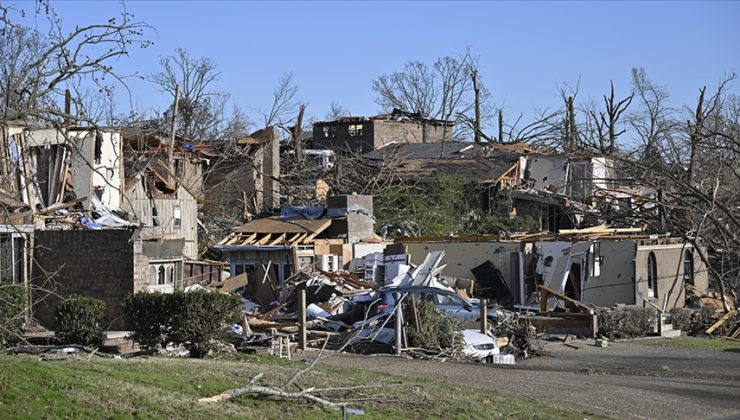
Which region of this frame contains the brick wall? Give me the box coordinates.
[32,229,136,330]
[635,245,694,310]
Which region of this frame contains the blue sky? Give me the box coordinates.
[23,1,740,129]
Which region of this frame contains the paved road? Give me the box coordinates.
[318,339,740,419]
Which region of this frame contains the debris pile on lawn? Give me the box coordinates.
[489,313,544,358]
[220,251,515,364]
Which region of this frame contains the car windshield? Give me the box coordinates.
[435,292,466,306]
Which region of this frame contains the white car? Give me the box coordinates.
[461,329,500,361]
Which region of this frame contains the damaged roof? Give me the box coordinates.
[315,108,453,127]
[364,142,523,183]
[218,217,333,248]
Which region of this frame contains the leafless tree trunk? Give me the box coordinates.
[291,104,305,160]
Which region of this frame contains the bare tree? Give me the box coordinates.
[325,101,348,120]
[585,81,634,154]
[262,73,299,128]
[0,1,151,124]
[150,49,231,140]
[627,68,676,169]
[372,50,490,141]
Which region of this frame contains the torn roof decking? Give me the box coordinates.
[218,217,333,248]
[363,142,524,183]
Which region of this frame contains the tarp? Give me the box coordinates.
[280,206,325,220]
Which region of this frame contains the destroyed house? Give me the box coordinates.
[312,109,454,153]
[363,141,525,185]
[122,127,206,201]
[400,232,708,311]
[216,194,377,283]
[122,160,199,259]
[202,127,280,220]
[505,154,618,231]
[1,122,124,213]
[1,122,125,287]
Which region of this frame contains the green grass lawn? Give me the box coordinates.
[0,353,601,419]
[646,336,740,352]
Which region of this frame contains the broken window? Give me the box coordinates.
[173,206,181,229]
[322,126,336,139]
[174,159,184,178]
[683,250,694,284]
[348,124,363,137]
[234,263,255,277]
[647,252,657,298]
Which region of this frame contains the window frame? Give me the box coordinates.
[647,252,658,298]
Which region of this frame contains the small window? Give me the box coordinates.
[348,124,363,137]
[152,206,159,227]
[168,266,175,284]
[158,266,166,285]
[683,250,694,284]
[647,252,657,298]
[173,206,181,229]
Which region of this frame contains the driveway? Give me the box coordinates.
[318,338,740,419]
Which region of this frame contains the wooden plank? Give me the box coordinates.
[539,285,593,314]
[706,310,736,335]
[268,233,287,246]
[255,233,272,245]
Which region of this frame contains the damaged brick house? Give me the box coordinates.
[0,121,224,330]
[201,127,280,230]
[312,109,455,154]
[1,121,125,288]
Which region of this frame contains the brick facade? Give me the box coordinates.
[32,229,136,330]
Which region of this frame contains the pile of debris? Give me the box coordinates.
[217,250,525,364]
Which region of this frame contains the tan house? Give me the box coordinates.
[401,235,708,311]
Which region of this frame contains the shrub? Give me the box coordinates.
[123,292,175,349]
[406,300,464,357]
[123,290,242,357]
[0,285,26,349]
[54,295,107,347]
[598,307,657,340]
[170,290,242,357]
[670,307,717,334]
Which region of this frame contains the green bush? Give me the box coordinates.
[123,292,175,349]
[123,290,242,357]
[670,307,717,333]
[170,290,242,357]
[54,295,107,347]
[0,285,26,348]
[406,300,464,356]
[598,307,657,340]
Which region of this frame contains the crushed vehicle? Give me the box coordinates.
[369,285,505,328]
